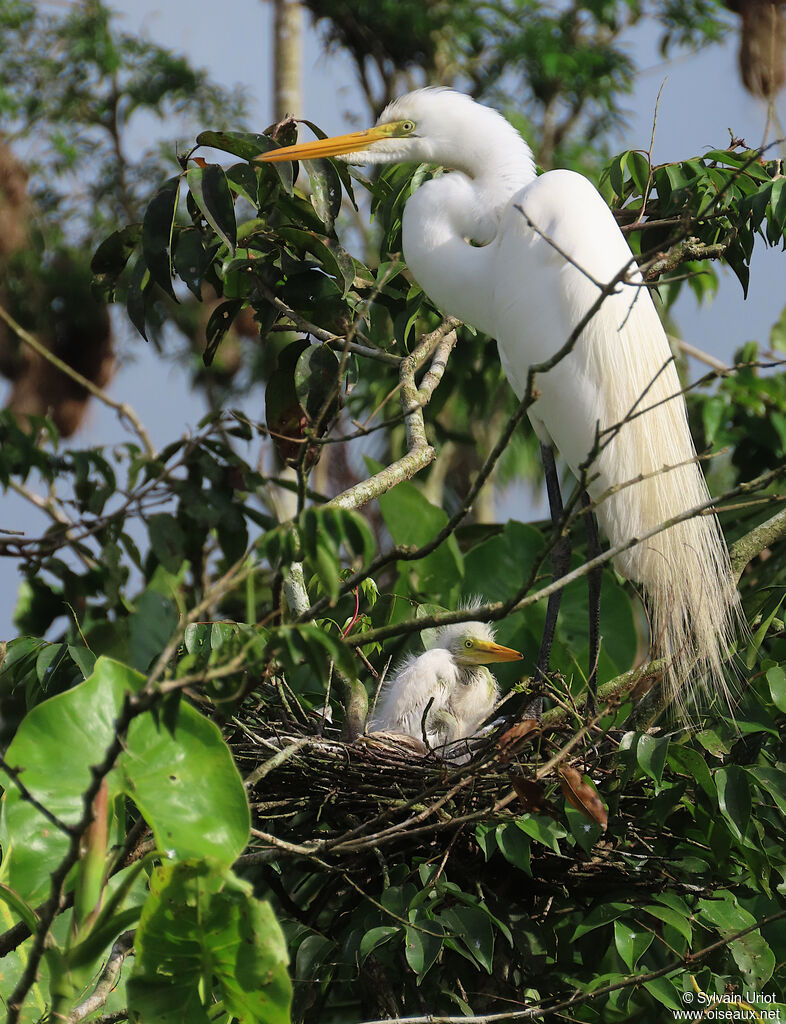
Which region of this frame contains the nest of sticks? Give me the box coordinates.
[233,717,516,853]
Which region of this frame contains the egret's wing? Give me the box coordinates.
[493,170,738,710]
[493,169,708,572]
[447,666,499,739]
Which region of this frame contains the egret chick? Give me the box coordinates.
[368,622,522,753]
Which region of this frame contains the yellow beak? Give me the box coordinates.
[473,639,523,664]
[256,125,388,164]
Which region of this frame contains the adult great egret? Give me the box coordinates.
[260,88,742,712]
[368,621,522,750]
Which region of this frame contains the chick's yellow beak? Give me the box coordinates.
[474,639,523,663]
[257,125,388,163]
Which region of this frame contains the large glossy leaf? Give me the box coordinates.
[0,658,250,904]
[376,475,464,606]
[186,163,237,253]
[439,905,495,973]
[128,860,292,1024]
[613,918,653,971]
[635,733,669,785]
[697,891,775,987]
[126,255,151,341]
[196,129,275,162]
[121,698,250,862]
[277,227,355,296]
[205,298,245,365]
[306,158,342,232]
[173,227,216,299]
[142,174,180,297]
[91,223,143,296]
[715,765,751,841]
[404,910,444,982]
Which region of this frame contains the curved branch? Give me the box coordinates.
[327,318,460,510]
[66,930,135,1023]
[729,504,786,582]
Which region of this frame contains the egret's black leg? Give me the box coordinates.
[583,490,602,717]
[521,444,571,722]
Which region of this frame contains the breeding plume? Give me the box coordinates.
[368,622,522,750]
[260,88,742,711]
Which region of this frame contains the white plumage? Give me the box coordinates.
[368,621,521,751]
[261,88,743,712]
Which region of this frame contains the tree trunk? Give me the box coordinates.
[272,0,303,120]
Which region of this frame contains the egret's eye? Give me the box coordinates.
[464,639,473,649]
[401,120,415,133]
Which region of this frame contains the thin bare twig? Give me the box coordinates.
[66,930,135,1023]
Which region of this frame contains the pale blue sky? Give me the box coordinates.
[1,1,784,639]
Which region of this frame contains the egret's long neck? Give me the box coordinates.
[402,129,535,336]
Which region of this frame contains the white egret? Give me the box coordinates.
[367,621,522,750]
[260,88,742,712]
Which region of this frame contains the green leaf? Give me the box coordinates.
[277,227,355,296]
[128,588,178,672]
[226,161,261,204]
[404,911,444,982]
[204,299,245,366]
[360,926,400,961]
[196,129,277,161]
[173,228,215,300]
[746,591,786,669]
[306,158,343,231]
[0,882,38,933]
[614,918,653,971]
[439,905,495,973]
[715,766,751,841]
[642,976,682,1010]
[695,726,732,758]
[294,344,341,424]
[295,933,336,983]
[643,904,692,944]
[748,764,786,816]
[375,473,463,603]
[572,903,631,939]
[636,733,669,785]
[273,624,357,682]
[702,395,726,447]
[516,814,565,854]
[142,174,180,297]
[67,644,96,680]
[147,513,185,573]
[666,745,716,799]
[126,254,151,341]
[128,860,292,1024]
[766,665,786,712]
[495,822,531,875]
[91,223,142,294]
[186,163,237,254]
[697,891,775,987]
[0,658,250,904]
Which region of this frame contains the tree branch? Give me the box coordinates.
[729,504,786,582]
[66,930,135,1023]
[326,318,460,510]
